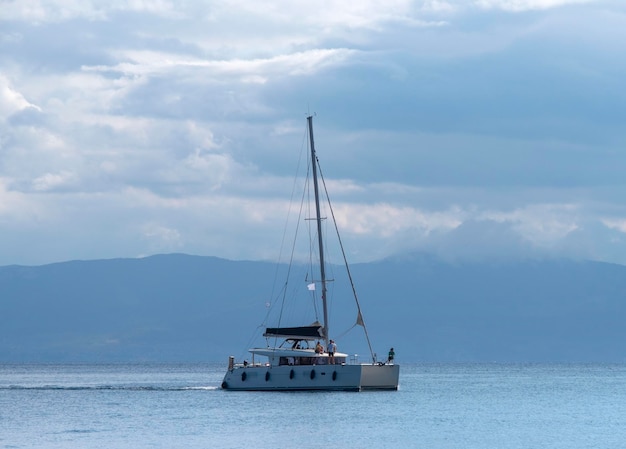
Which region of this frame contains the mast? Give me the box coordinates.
[307,115,329,346]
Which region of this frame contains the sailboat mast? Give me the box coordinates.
[307,115,329,346]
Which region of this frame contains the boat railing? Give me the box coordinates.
[228,356,269,370]
[228,353,363,369]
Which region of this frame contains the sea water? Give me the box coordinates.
[1,363,625,449]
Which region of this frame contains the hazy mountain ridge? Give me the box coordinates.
[1,253,625,363]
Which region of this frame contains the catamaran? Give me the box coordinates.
[221,115,399,391]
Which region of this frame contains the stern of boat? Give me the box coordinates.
[359,363,400,390]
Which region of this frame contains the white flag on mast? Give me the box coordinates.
[307,283,316,291]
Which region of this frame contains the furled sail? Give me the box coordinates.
[263,322,324,340]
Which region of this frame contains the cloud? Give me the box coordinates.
[473,0,596,12]
[0,75,41,119]
[0,0,181,23]
[31,171,78,192]
[1,0,626,266]
[141,222,183,253]
[481,204,580,247]
[84,48,358,84]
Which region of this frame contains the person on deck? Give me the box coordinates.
[327,339,337,364]
[387,347,395,364]
[315,341,324,354]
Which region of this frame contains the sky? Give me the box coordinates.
[1,0,626,267]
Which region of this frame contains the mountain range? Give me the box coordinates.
[1,253,626,363]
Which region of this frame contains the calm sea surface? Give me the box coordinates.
[1,363,625,448]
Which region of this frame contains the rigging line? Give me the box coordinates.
[334,322,358,342]
[239,322,270,362]
[262,124,310,349]
[278,125,324,330]
[316,159,376,362]
[277,128,311,328]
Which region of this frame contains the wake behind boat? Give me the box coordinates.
[221,116,399,391]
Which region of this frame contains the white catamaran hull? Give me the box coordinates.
[221,363,399,391]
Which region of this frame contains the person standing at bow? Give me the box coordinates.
[387,347,395,364]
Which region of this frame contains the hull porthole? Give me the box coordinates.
[241,371,247,382]
[265,371,270,382]
[221,381,228,389]
[332,371,337,381]
[310,369,316,380]
[289,369,295,379]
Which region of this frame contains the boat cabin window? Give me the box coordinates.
[280,356,314,366]
[285,339,311,350]
[278,356,346,366]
